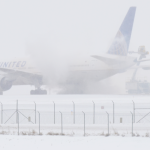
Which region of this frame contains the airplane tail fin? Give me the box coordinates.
[107,7,136,56]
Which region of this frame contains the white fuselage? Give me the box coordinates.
[68,54,136,82]
[0,54,136,85]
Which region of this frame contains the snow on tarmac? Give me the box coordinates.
[0,95,149,149]
[0,136,149,150]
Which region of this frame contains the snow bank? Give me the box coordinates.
[0,136,150,150]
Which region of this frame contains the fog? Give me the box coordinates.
[24,4,134,94]
[0,0,150,95]
[25,36,131,94]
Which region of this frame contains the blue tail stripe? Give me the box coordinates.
[108,7,136,56]
[120,7,136,50]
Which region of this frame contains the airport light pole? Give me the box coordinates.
[18,111,19,135]
[82,111,85,136]
[0,102,3,124]
[53,101,55,124]
[72,101,75,124]
[112,101,114,124]
[59,111,63,135]
[132,100,135,123]
[92,101,95,124]
[130,111,133,136]
[34,102,36,124]
[16,100,18,124]
[106,111,109,135]
[37,111,40,135]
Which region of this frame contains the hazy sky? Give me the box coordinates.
[1,0,150,95]
[0,0,150,59]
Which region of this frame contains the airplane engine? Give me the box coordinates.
[0,77,12,91]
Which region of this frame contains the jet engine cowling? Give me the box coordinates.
[0,77,13,91]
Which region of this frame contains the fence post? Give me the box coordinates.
[18,111,19,135]
[106,112,109,135]
[16,100,18,124]
[59,111,63,135]
[112,101,114,124]
[130,111,133,136]
[72,101,75,124]
[34,102,36,124]
[38,111,40,135]
[53,101,55,124]
[132,100,135,123]
[92,101,95,124]
[82,111,85,136]
[0,102,3,124]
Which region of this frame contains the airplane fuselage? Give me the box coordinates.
[0,54,136,84]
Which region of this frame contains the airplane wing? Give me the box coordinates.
[131,65,150,70]
[137,59,150,63]
[92,55,150,66]
[91,55,125,65]
[0,67,42,85]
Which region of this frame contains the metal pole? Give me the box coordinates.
[112,101,114,124]
[18,111,19,135]
[106,112,109,135]
[38,111,40,135]
[53,101,55,124]
[132,100,135,123]
[82,111,85,136]
[34,102,36,124]
[130,111,133,136]
[59,111,63,135]
[0,102,3,124]
[72,101,75,124]
[92,101,95,124]
[16,100,18,124]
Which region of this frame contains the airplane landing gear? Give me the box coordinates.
[30,88,47,95]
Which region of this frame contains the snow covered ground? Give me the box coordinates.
[0,95,150,135]
[0,95,149,149]
[0,124,150,137]
[0,135,150,150]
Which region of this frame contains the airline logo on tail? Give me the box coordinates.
[108,7,136,56]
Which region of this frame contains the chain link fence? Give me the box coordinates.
[0,100,150,135]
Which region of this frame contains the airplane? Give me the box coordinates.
[0,6,147,95]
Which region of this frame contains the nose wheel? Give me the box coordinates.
[30,89,47,95]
